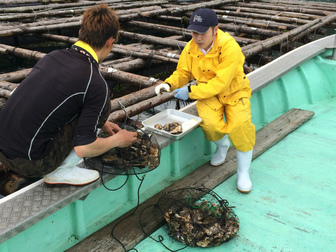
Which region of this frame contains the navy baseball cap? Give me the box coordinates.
[187,8,218,34]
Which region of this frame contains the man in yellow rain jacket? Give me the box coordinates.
[155,8,255,193]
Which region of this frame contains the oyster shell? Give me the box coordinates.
[101,129,160,170]
[156,122,183,135]
[170,125,182,134]
[164,201,239,247]
[163,123,171,131]
[154,123,162,130]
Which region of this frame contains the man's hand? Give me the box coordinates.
[155,83,170,96]
[174,86,189,101]
[101,121,121,136]
[115,129,138,148]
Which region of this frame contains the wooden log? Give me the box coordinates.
[0,8,84,22]
[217,12,298,30]
[0,43,168,87]
[0,44,46,60]
[66,108,315,252]
[242,12,336,58]
[0,0,74,5]
[238,2,333,16]
[220,6,311,25]
[113,44,179,63]
[0,69,32,82]
[117,0,239,22]
[100,66,161,88]
[0,20,81,37]
[0,0,236,36]
[39,34,180,63]
[108,93,174,122]
[219,23,282,37]
[0,89,11,99]
[0,98,6,110]
[0,0,166,13]
[226,4,322,21]
[258,0,336,12]
[110,83,162,113]
[102,58,150,72]
[119,31,187,49]
[128,19,259,45]
[0,80,18,91]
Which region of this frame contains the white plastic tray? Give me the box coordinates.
[142,109,202,139]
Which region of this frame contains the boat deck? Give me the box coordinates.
[67,35,336,251]
[134,97,336,251]
[0,18,335,252]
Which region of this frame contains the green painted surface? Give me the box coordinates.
[134,60,336,251]
[1,45,336,252]
[0,127,212,252]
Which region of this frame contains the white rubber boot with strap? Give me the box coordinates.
[210,135,230,166]
[44,149,99,185]
[236,149,253,193]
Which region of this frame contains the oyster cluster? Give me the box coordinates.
[154,122,182,135]
[101,130,160,170]
[164,201,239,247]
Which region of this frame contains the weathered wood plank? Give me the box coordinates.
[66,108,315,252]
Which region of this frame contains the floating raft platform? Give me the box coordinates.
[1,0,336,114]
[0,1,336,252]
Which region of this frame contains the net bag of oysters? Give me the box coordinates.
[157,187,239,248]
[84,122,160,175]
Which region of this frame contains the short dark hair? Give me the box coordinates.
[79,4,119,49]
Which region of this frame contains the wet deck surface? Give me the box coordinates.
[134,97,336,251]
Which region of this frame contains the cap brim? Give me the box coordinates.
[187,24,209,34]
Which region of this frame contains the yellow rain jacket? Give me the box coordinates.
[165,29,255,151]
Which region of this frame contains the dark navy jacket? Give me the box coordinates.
[0,47,109,160]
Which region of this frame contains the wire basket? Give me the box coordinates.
[157,187,239,248]
[84,123,160,175]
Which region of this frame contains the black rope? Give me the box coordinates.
[110,166,145,252]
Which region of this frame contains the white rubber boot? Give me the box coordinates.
[210,135,230,166]
[44,149,99,185]
[236,149,253,193]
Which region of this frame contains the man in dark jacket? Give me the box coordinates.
[0,4,137,194]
